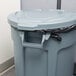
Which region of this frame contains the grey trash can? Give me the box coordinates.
[8,10,76,76]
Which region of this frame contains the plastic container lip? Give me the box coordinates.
[8,9,76,30]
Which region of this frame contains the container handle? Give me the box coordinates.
[20,32,50,49]
[22,42,43,49]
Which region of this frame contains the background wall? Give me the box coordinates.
[21,0,57,10]
[0,0,20,64]
[61,0,76,11]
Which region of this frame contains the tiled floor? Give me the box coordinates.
[1,67,76,76]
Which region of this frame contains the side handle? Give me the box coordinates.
[19,32,50,49]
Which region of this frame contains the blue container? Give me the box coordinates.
[8,10,76,76]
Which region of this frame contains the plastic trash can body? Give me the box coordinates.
[8,10,76,76]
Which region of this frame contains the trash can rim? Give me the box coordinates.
[8,10,76,31]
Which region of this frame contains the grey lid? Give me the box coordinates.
[8,9,76,31]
